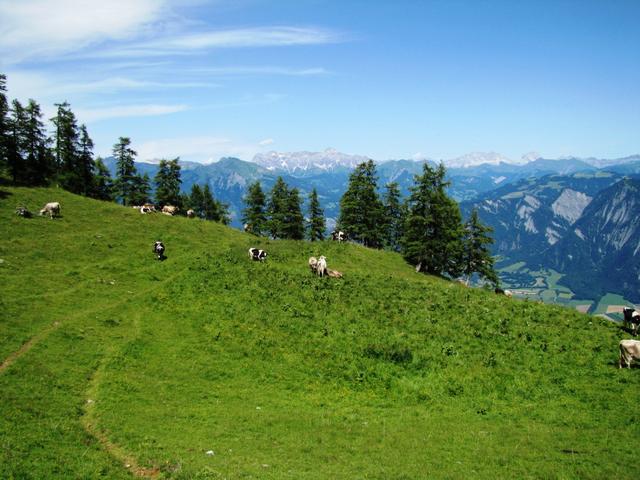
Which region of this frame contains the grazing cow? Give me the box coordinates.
[15,206,32,218]
[619,339,640,368]
[316,255,327,277]
[140,205,153,214]
[623,307,640,336]
[153,241,165,260]
[39,202,60,219]
[162,205,179,216]
[327,268,343,278]
[248,247,267,261]
[243,223,252,233]
[331,230,346,242]
[308,256,318,273]
[504,290,513,297]
[186,209,196,218]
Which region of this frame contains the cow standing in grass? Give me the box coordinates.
[316,256,327,277]
[248,247,267,262]
[39,202,60,219]
[153,241,165,260]
[623,307,640,336]
[308,256,318,274]
[619,339,640,368]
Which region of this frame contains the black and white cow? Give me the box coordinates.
[623,307,640,336]
[331,230,346,242]
[153,241,165,260]
[15,206,32,218]
[248,247,267,261]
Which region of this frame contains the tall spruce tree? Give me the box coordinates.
[189,183,229,223]
[0,74,10,177]
[130,173,151,205]
[267,176,290,239]
[77,125,95,195]
[382,182,404,251]
[284,187,305,240]
[242,181,267,235]
[462,208,498,286]
[307,188,326,241]
[338,159,384,248]
[7,99,27,183]
[154,158,182,207]
[112,137,138,205]
[91,157,114,201]
[205,183,231,225]
[23,99,53,186]
[401,162,464,277]
[52,102,82,192]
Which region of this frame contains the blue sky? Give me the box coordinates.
[1,0,638,163]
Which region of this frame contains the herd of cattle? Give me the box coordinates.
[14,201,640,368]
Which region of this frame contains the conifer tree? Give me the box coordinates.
[154,158,182,207]
[23,99,53,185]
[284,187,305,240]
[402,162,464,277]
[77,125,95,195]
[112,137,138,205]
[382,182,404,251]
[462,208,498,286]
[130,173,151,205]
[52,102,82,192]
[7,99,27,183]
[242,181,267,235]
[91,157,114,201]
[307,188,326,241]
[0,74,10,176]
[190,183,230,224]
[338,159,384,248]
[204,183,230,225]
[267,176,290,239]
[189,184,204,215]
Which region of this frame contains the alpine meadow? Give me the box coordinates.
[3,1,640,479]
[1,186,639,479]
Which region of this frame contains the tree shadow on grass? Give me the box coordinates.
[0,189,12,201]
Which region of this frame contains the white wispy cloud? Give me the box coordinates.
[0,0,171,64]
[76,104,188,123]
[0,0,344,65]
[92,26,342,59]
[190,66,330,76]
[135,135,268,163]
[5,71,218,104]
[259,138,275,146]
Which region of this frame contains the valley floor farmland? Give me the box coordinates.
[1,186,639,479]
[497,263,638,317]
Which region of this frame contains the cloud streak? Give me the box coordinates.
[76,103,188,123]
[89,26,343,59]
[0,0,170,64]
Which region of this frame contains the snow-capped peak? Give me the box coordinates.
[444,152,513,169]
[252,148,370,174]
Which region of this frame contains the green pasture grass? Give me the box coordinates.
[1,186,640,479]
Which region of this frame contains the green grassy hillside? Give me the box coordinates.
[1,186,638,479]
